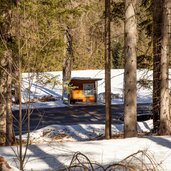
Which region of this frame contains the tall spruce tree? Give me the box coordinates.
[152,0,163,132]
[0,0,15,145]
[159,0,171,135]
[124,0,137,138]
[105,0,112,139]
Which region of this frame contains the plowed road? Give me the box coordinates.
[13,103,152,133]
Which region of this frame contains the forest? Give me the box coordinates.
[0,0,154,72]
[0,0,171,170]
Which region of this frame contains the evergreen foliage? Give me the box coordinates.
[0,0,154,71]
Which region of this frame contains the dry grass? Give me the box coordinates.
[58,150,161,171]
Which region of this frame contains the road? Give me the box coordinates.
[13,103,152,134]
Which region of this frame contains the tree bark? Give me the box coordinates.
[14,68,20,104]
[6,51,14,145]
[0,3,15,145]
[62,27,73,103]
[152,0,163,132]
[105,0,112,139]
[124,0,137,138]
[63,27,72,81]
[159,0,171,135]
[0,53,8,146]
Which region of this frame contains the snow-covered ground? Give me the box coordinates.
[1,69,171,170]
[1,136,171,171]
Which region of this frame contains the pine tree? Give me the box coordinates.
[159,0,171,135]
[0,0,15,145]
[152,0,163,132]
[105,0,112,139]
[124,0,137,138]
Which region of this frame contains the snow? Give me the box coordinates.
[1,69,171,170]
[1,136,171,170]
[17,120,152,144]
[12,69,152,110]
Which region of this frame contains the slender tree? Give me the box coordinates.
[0,0,15,145]
[152,0,163,133]
[0,54,8,146]
[159,0,171,135]
[105,0,112,139]
[124,0,137,138]
[6,50,14,145]
[62,26,73,103]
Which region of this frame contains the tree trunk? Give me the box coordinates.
[124,0,137,138]
[14,68,20,104]
[62,27,73,103]
[6,51,14,145]
[152,0,163,132]
[0,1,15,146]
[0,53,8,146]
[105,0,111,139]
[159,0,171,135]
